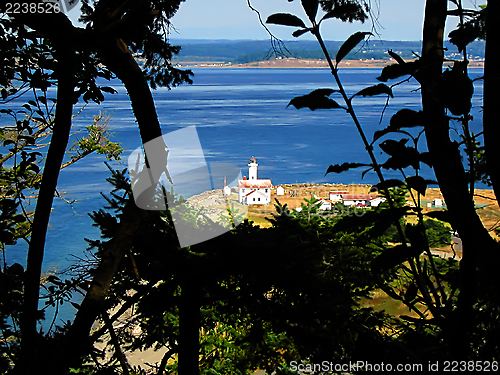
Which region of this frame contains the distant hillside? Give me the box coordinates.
[170,39,485,64]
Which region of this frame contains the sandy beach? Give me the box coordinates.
[175,58,484,69]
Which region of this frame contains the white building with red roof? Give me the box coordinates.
[329,191,350,202]
[317,198,332,211]
[238,157,272,205]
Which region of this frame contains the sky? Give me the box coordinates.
[65,0,469,42]
[169,0,457,41]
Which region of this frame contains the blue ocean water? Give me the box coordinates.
[2,67,485,322]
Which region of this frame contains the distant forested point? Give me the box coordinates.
[170,39,485,64]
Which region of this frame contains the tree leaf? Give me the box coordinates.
[376,61,419,82]
[390,108,423,129]
[379,139,422,170]
[382,153,420,171]
[310,88,339,96]
[292,28,311,38]
[372,244,415,273]
[405,223,426,250]
[27,164,39,173]
[321,3,366,22]
[322,9,340,21]
[336,31,372,65]
[404,282,418,302]
[301,0,319,22]
[19,135,35,145]
[354,83,393,98]
[449,22,480,53]
[433,66,473,116]
[266,13,307,28]
[379,139,409,156]
[46,275,60,283]
[288,95,342,110]
[288,89,344,111]
[325,162,367,175]
[406,175,427,196]
[387,49,405,65]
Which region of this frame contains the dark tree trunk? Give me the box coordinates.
[17,43,76,374]
[97,37,171,191]
[101,42,162,145]
[421,0,500,358]
[98,39,168,175]
[421,0,498,275]
[58,36,170,371]
[483,0,500,207]
[12,6,174,374]
[9,11,83,374]
[178,279,201,375]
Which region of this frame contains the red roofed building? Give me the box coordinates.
[238,157,272,205]
[329,191,350,202]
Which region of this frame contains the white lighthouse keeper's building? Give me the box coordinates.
[238,157,272,205]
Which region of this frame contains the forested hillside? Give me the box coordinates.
[170,39,485,63]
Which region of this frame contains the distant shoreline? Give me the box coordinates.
[175,58,485,69]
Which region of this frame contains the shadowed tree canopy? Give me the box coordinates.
[1,1,193,374]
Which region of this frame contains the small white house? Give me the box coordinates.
[223,176,232,196]
[238,157,272,205]
[329,191,350,202]
[223,185,232,196]
[242,189,269,205]
[276,186,285,196]
[317,198,332,211]
[433,198,443,207]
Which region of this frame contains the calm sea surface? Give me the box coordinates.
[3,67,485,322]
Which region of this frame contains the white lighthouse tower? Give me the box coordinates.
[238,156,272,205]
[248,157,258,180]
